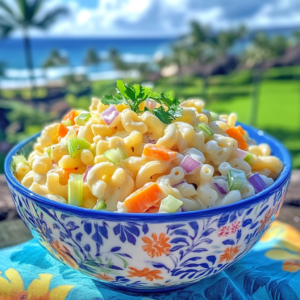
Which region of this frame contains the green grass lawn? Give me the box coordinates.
[155,73,300,168]
[206,80,300,131]
[0,67,299,173]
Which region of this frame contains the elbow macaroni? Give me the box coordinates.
[15,93,284,213]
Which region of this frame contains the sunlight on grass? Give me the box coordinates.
[257,81,299,131]
[206,96,251,124]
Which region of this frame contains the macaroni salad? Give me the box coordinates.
[13,81,284,213]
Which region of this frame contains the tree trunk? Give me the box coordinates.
[176,62,181,85]
[250,66,262,127]
[299,65,300,131]
[23,29,36,102]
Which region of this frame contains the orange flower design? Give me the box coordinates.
[96,273,115,281]
[127,267,163,281]
[219,245,241,263]
[50,240,78,269]
[258,208,273,233]
[282,260,300,273]
[142,233,171,258]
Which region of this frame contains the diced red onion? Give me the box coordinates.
[248,173,267,193]
[101,105,119,125]
[172,180,186,188]
[147,135,156,144]
[214,182,227,194]
[236,148,248,159]
[145,99,156,110]
[180,155,201,173]
[219,118,227,123]
[83,165,93,183]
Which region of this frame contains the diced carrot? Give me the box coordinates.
[58,123,69,140]
[226,127,248,150]
[124,183,162,213]
[73,125,80,135]
[146,206,160,213]
[63,110,77,125]
[62,167,78,180]
[143,144,177,161]
[236,125,245,136]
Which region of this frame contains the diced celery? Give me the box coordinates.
[244,152,254,163]
[196,123,214,138]
[103,148,128,164]
[93,201,107,210]
[75,112,92,126]
[62,120,73,126]
[227,168,246,191]
[12,155,28,173]
[68,137,91,158]
[68,174,83,206]
[61,129,77,146]
[12,155,27,166]
[210,112,220,122]
[44,146,51,157]
[159,195,183,213]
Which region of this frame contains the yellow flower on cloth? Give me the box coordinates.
[0,268,73,300]
[260,221,300,273]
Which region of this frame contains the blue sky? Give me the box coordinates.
[35,0,300,37]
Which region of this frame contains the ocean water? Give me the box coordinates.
[0,38,174,88]
[0,26,297,88]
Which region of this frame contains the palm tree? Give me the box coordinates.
[42,49,69,80]
[109,48,127,72]
[212,25,246,57]
[170,44,188,84]
[294,30,300,42]
[242,33,288,126]
[179,21,214,97]
[84,48,100,71]
[188,20,211,48]
[135,62,152,82]
[0,0,68,99]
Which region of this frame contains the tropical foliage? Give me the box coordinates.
[0,6,300,172]
[0,0,68,98]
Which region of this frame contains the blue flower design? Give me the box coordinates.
[113,222,142,245]
[34,213,54,243]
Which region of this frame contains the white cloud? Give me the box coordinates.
[22,0,300,37]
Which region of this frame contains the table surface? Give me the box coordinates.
[0,172,299,249]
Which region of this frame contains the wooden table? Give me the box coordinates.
[0,173,299,249]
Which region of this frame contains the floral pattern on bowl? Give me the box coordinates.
[7,181,288,292]
[4,123,292,292]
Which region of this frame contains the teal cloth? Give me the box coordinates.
[1,221,300,300]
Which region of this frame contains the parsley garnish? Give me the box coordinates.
[100,80,182,124]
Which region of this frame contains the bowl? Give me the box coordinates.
[4,123,291,292]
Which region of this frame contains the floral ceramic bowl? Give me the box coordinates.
[4,123,291,292]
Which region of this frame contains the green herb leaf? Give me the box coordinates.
[168,105,183,119]
[151,91,176,106]
[101,94,124,105]
[140,86,152,101]
[153,106,174,124]
[99,80,182,124]
[125,84,137,102]
[116,80,128,99]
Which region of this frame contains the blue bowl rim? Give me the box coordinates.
[4,123,292,222]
